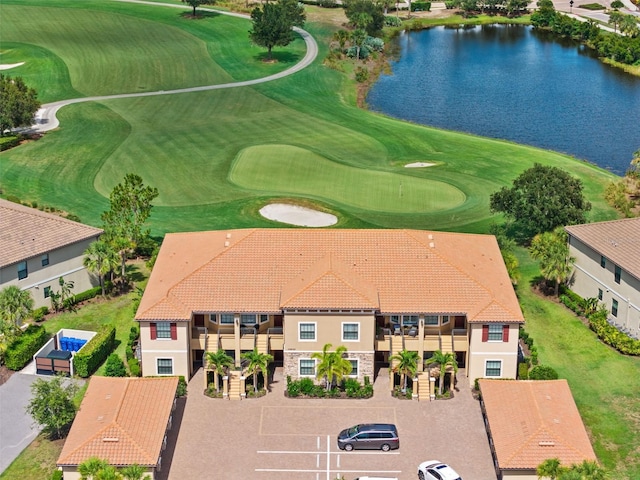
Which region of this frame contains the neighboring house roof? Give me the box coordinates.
[136,229,523,324]
[565,217,640,281]
[0,199,103,268]
[57,376,178,468]
[479,379,597,471]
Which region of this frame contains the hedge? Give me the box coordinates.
[4,325,49,370]
[65,286,102,309]
[529,364,559,380]
[0,136,20,151]
[411,1,431,11]
[73,324,116,377]
[589,311,640,355]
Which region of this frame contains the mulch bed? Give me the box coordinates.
[0,366,15,386]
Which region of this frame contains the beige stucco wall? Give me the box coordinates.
[139,321,191,379]
[0,237,100,309]
[501,469,538,480]
[568,236,640,333]
[467,323,519,385]
[62,466,155,480]
[284,313,376,351]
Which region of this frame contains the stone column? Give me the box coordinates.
[234,315,241,367]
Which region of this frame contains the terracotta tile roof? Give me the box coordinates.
[565,217,640,281]
[57,376,178,467]
[0,199,103,268]
[136,229,524,324]
[479,379,597,471]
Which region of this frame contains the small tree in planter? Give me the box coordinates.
[390,349,419,393]
[425,350,458,396]
[205,349,233,395]
[311,343,353,391]
[241,349,273,394]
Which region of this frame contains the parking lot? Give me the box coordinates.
[165,368,497,480]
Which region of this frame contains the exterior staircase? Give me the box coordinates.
[391,335,403,358]
[256,334,269,355]
[440,333,454,354]
[417,371,432,401]
[227,370,243,401]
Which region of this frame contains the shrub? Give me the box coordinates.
[346,45,370,59]
[128,357,141,377]
[384,15,402,26]
[364,36,384,52]
[69,286,102,306]
[578,2,605,9]
[104,353,127,377]
[518,362,529,380]
[299,377,315,395]
[589,311,640,355]
[445,1,458,8]
[73,325,116,378]
[529,365,559,380]
[312,384,327,397]
[0,135,21,151]
[411,1,431,11]
[177,376,188,397]
[32,306,49,322]
[318,0,339,7]
[530,346,539,365]
[4,325,49,371]
[344,378,361,397]
[355,67,369,83]
[50,470,63,480]
[287,380,301,397]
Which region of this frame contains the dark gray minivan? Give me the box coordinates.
[337,423,399,451]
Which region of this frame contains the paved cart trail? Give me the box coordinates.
[32,0,318,133]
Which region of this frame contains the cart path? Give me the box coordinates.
[31,0,318,133]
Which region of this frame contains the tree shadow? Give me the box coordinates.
[253,51,301,64]
[179,10,221,20]
[126,263,146,284]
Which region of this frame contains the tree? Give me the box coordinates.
[610,0,624,8]
[529,227,575,296]
[84,240,120,296]
[343,0,385,36]
[537,458,563,479]
[311,343,353,390]
[425,350,458,395]
[620,14,640,38]
[0,74,41,135]
[26,375,79,439]
[101,174,159,283]
[79,458,110,480]
[608,11,624,33]
[0,285,34,334]
[241,349,273,393]
[105,353,128,377]
[351,28,368,60]
[490,163,591,243]
[120,465,151,480]
[249,0,306,61]
[390,349,419,393]
[49,276,75,313]
[182,0,205,16]
[528,364,559,380]
[333,30,350,51]
[205,349,234,394]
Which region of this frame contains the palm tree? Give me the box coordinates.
[530,228,575,296]
[95,466,122,480]
[425,350,458,395]
[120,464,150,480]
[333,30,350,51]
[608,11,624,33]
[205,349,234,394]
[390,349,419,393]
[79,457,110,480]
[351,29,367,60]
[566,460,606,480]
[311,343,353,391]
[241,349,274,393]
[0,285,34,334]
[537,458,563,480]
[84,240,119,296]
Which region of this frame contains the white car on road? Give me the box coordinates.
[417,460,462,480]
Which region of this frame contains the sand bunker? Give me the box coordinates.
[0,62,25,70]
[259,203,337,227]
[405,162,436,168]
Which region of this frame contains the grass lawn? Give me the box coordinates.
[516,249,640,478]
[0,0,620,235]
[0,434,64,480]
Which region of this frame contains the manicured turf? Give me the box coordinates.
[517,249,640,478]
[0,0,620,236]
[230,145,465,212]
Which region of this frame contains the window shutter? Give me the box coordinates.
[170,323,177,340]
[482,325,489,342]
[502,324,509,342]
[150,323,157,340]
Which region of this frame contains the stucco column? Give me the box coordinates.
[234,315,241,367]
[223,375,229,398]
[418,317,425,371]
[203,368,208,391]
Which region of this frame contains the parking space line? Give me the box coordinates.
[257,450,400,455]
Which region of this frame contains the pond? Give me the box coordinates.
[367,24,640,175]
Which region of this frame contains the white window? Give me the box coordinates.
[348,359,358,377]
[209,314,217,323]
[424,315,439,326]
[342,323,359,341]
[220,314,234,325]
[441,315,450,324]
[403,315,419,326]
[260,314,269,324]
[18,261,28,280]
[390,315,400,324]
[156,322,171,339]
[41,254,49,267]
[488,324,503,341]
[299,359,315,376]
[241,314,256,325]
[157,358,173,375]
[299,322,316,341]
[485,360,502,377]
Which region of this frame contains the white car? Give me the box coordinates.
[417,461,462,480]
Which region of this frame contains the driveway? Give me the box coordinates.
[0,369,42,473]
[167,368,496,480]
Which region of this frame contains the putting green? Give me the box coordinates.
[230,145,465,213]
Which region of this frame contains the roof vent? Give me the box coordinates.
[102,437,119,443]
[538,441,555,447]
[429,242,435,248]
[428,234,433,240]
[226,233,231,239]
[224,241,230,247]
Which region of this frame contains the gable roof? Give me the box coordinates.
[0,199,103,268]
[479,379,597,471]
[565,217,640,281]
[57,376,178,467]
[136,229,523,324]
